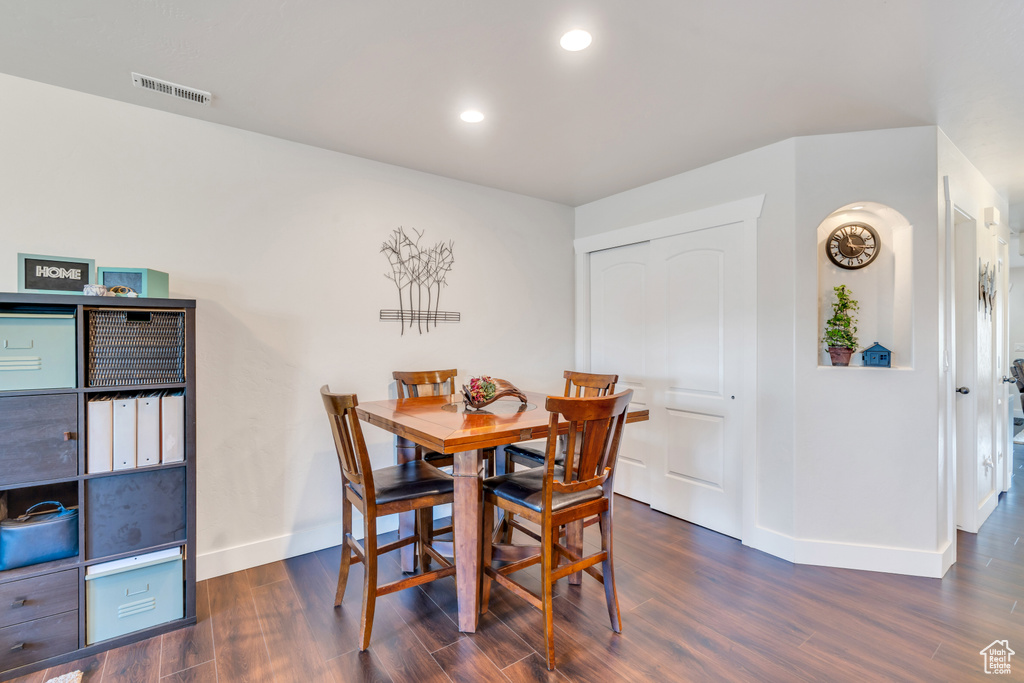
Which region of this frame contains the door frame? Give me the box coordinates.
[573,194,763,541]
[996,236,1011,493]
[945,177,1002,536]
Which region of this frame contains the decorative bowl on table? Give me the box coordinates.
[462,376,528,410]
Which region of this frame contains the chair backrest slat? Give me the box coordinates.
[321,386,373,490]
[393,369,458,398]
[544,390,633,491]
[563,370,617,398]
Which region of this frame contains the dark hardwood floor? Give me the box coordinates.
[10,448,1023,682]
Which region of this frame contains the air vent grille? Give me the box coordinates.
[131,72,211,105]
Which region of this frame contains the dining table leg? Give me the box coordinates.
[395,435,418,573]
[453,448,482,632]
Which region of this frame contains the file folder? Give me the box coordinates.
[87,398,113,473]
[112,398,137,470]
[161,394,185,463]
[137,396,161,467]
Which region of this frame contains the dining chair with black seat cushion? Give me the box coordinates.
[502,370,618,472]
[321,386,456,650]
[393,369,496,476]
[479,389,633,670]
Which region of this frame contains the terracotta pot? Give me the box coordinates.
[828,347,854,366]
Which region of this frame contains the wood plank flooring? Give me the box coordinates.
[9,448,1023,682]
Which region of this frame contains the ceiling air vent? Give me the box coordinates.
[131,72,211,105]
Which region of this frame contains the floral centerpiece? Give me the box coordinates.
[462,376,528,409]
[466,376,497,404]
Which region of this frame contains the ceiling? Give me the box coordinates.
[2,1,1023,221]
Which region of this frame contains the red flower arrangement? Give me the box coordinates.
[466,376,497,404]
[461,376,528,409]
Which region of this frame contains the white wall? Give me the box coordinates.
[0,73,576,580]
[576,125,1006,577]
[793,127,942,572]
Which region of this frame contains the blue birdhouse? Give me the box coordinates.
[862,342,891,368]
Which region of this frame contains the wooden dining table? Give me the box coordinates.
[356,389,648,632]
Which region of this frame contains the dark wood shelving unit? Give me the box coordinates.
[0,293,197,680]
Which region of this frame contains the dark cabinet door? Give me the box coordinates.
[86,468,186,559]
[0,610,78,670]
[0,394,78,486]
[0,569,78,627]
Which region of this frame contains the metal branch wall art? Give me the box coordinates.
[979,259,997,318]
[380,227,459,335]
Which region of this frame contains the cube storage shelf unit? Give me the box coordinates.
[0,293,196,680]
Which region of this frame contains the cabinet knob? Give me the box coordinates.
[63,431,76,441]
[11,598,25,608]
[10,642,25,651]
[956,387,970,395]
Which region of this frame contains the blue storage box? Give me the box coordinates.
[85,547,183,644]
[0,311,77,390]
[96,268,169,298]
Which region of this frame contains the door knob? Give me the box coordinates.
[1003,376,1017,383]
[956,387,970,394]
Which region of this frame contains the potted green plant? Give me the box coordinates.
[822,284,859,366]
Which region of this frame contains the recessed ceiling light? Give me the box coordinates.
[560,29,592,51]
[460,110,484,123]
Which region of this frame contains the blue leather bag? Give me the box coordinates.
[0,501,79,570]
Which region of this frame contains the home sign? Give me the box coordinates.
[18,253,95,294]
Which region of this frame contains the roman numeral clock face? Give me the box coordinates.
[826,222,880,269]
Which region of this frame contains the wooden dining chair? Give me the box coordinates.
[502,370,618,472]
[393,369,496,475]
[1013,361,1024,414]
[321,386,456,650]
[479,389,634,670]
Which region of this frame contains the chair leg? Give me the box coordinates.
[565,519,583,585]
[335,492,353,606]
[417,508,432,571]
[480,501,495,614]
[599,509,622,633]
[541,521,556,670]
[359,515,379,651]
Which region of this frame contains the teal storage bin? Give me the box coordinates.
[97,268,169,298]
[85,548,183,644]
[0,311,76,390]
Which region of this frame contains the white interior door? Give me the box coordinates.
[954,210,999,532]
[645,224,744,538]
[589,242,653,504]
[587,222,746,538]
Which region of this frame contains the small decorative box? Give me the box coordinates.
[96,268,169,298]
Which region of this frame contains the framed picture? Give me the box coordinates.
[18,253,95,295]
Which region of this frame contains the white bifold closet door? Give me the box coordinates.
[589,221,745,539]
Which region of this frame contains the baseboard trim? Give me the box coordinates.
[743,525,795,562]
[198,511,952,581]
[792,536,952,578]
[745,526,952,578]
[196,516,398,581]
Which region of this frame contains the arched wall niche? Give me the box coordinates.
[816,201,913,368]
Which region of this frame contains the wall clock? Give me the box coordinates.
[825,222,880,270]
